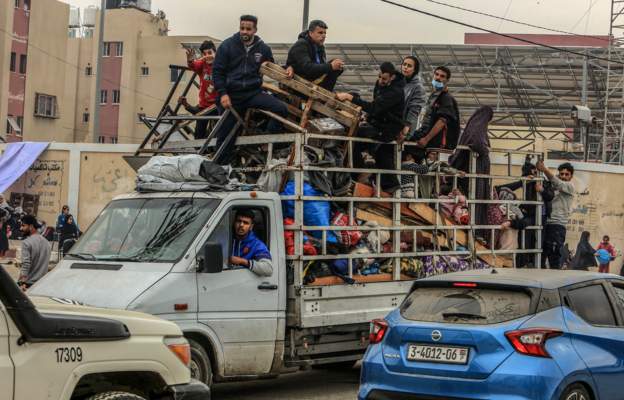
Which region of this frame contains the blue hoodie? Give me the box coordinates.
[213,32,274,103]
[231,231,271,262]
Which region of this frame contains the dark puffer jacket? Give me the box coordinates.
[213,33,274,103]
[351,74,407,142]
[286,31,332,81]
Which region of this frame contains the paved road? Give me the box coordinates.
[212,368,360,400]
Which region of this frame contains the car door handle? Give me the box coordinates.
[258,282,278,291]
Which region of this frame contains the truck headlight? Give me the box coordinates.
[164,337,191,367]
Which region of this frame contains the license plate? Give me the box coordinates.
[407,344,470,364]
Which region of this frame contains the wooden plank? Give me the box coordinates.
[353,183,422,220]
[310,101,359,128]
[355,208,439,246]
[253,109,307,133]
[260,62,360,116]
[406,202,506,268]
[353,183,505,268]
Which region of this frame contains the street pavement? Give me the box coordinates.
[212,368,360,400]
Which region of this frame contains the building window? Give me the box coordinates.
[6,116,12,134]
[19,54,26,74]
[34,93,58,118]
[102,42,111,57]
[115,42,123,57]
[100,90,107,104]
[110,136,118,144]
[14,0,19,8]
[23,0,29,10]
[10,52,16,72]
[112,89,120,104]
[82,112,89,123]
[141,66,149,76]
[85,64,92,75]
[97,136,106,143]
[16,116,23,135]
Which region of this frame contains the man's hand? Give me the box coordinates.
[330,59,345,71]
[535,182,544,193]
[501,221,512,230]
[457,170,466,177]
[229,256,249,267]
[177,96,188,106]
[220,94,232,109]
[536,160,546,172]
[396,126,410,145]
[335,92,353,102]
[285,66,294,79]
[185,48,195,62]
[417,137,429,148]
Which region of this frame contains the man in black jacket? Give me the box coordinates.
[413,66,460,151]
[212,15,288,164]
[286,20,344,91]
[336,62,407,192]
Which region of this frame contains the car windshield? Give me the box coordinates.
[68,197,219,263]
[400,286,532,325]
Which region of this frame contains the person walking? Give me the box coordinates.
[570,231,597,271]
[536,160,575,269]
[596,235,617,273]
[17,215,51,291]
[59,214,80,257]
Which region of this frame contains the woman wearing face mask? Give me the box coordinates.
[401,56,426,140]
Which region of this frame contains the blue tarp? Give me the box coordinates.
[0,142,49,194]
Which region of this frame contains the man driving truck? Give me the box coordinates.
[229,209,273,276]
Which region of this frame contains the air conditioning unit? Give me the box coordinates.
[83,6,97,27]
[69,7,80,28]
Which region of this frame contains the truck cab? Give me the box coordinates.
[31,190,289,385]
[0,264,210,400]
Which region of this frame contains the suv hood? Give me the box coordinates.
[29,296,182,337]
[28,260,173,310]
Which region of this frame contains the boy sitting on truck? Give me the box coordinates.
[229,209,273,277]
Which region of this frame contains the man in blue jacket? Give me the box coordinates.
[213,15,288,164]
[229,209,273,277]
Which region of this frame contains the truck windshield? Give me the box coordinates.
[68,197,219,262]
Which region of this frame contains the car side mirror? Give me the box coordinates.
[197,242,223,273]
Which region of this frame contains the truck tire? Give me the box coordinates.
[87,392,145,400]
[188,338,213,386]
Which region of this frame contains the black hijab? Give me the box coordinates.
[570,231,597,270]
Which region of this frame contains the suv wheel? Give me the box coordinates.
[561,384,591,400]
[188,338,213,386]
[87,392,145,400]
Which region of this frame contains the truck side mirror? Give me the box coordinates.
[197,242,223,273]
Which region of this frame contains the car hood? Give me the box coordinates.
[29,296,182,337]
[28,260,173,310]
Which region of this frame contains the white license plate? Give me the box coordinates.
[407,344,470,364]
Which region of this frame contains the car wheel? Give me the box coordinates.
[87,392,145,400]
[188,338,213,386]
[561,384,591,400]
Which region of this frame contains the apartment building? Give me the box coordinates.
[1,0,212,144]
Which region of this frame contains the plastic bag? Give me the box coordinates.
[331,212,362,247]
[281,181,337,243]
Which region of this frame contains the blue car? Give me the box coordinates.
[359,269,624,400]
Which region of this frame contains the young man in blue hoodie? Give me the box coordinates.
[212,15,288,164]
[229,209,273,277]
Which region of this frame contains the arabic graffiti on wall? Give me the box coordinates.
[24,160,65,214]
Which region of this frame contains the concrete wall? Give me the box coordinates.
[3,142,138,229]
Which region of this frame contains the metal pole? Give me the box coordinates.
[602,0,615,163]
[302,0,310,31]
[93,0,105,143]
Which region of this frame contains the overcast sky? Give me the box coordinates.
[60,0,611,44]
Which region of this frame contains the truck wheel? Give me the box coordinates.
[188,338,213,386]
[87,392,145,400]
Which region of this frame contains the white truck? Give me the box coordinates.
[0,263,210,400]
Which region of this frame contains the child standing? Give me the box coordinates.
[597,235,617,273]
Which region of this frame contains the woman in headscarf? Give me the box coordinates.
[401,56,426,139]
[570,231,597,271]
[59,214,80,256]
[449,106,494,239]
